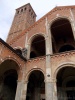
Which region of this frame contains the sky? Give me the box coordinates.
[0,0,75,41]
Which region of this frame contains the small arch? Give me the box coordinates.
[17,11,19,14]
[28,33,46,44]
[25,68,45,81]
[24,7,26,10]
[28,33,46,59]
[21,9,23,12]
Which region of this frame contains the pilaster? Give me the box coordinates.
[45,78,57,100]
[15,80,23,100]
[20,81,28,100]
[70,8,75,39]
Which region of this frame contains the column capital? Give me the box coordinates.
[17,79,22,83]
[23,81,28,84]
[45,78,57,83]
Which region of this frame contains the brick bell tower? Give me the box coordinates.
[6,3,36,43]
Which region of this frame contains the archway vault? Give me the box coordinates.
[28,34,46,59]
[0,59,20,100]
[26,69,45,100]
[55,64,75,100]
[25,68,45,82]
[50,17,75,53]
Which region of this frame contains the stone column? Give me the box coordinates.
[27,43,30,59]
[70,9,75,39]
[15,80,23,100]
[45,81,53,100]
[53,79,57,100]
[45,79,57,100]
[45,17,53,55]
[20,81,28,100]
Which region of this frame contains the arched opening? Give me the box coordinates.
[15,49,22,55]
[30,35,45,58]
[57,67,75,100]
[59,45,74,52]
[51,18,75,53]
[26,70,45,100]
[0,59,19,100]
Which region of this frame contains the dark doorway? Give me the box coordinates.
[26,70,45,100]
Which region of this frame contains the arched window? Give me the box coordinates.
[51,18,75,53]
[30,35,45,58]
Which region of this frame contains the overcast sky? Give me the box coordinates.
[0,0,75,41]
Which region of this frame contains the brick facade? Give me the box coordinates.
[0,3,75,100]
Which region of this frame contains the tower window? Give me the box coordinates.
[21,9,23,12]
[24,7,26,10]
[17,11,19,14]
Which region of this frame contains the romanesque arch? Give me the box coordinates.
[0,59,20,100]
[26,70,45,100]
[28,34,46,58]
[50,17,75,53]
[56,65,75,100]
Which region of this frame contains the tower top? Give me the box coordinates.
[7,3,37,43]
[16,3,37,17]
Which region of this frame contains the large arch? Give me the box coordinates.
[56,65,75,100]
[28,34,46,59]
[0,59,20,100]
[26,70,45,100]
[50,17,75,54]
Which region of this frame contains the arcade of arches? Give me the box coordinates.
[29,18,75,59]
[1,3,75,100]
[1,59,75,100]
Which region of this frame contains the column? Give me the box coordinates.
[15,80,23,100]
[20,81,28,100]
[45,81,53,100]
[45,79,57,100]
[27,43,30,59]
[53,79,57,100]
[70,9,75,39]
[45,17,53,55]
